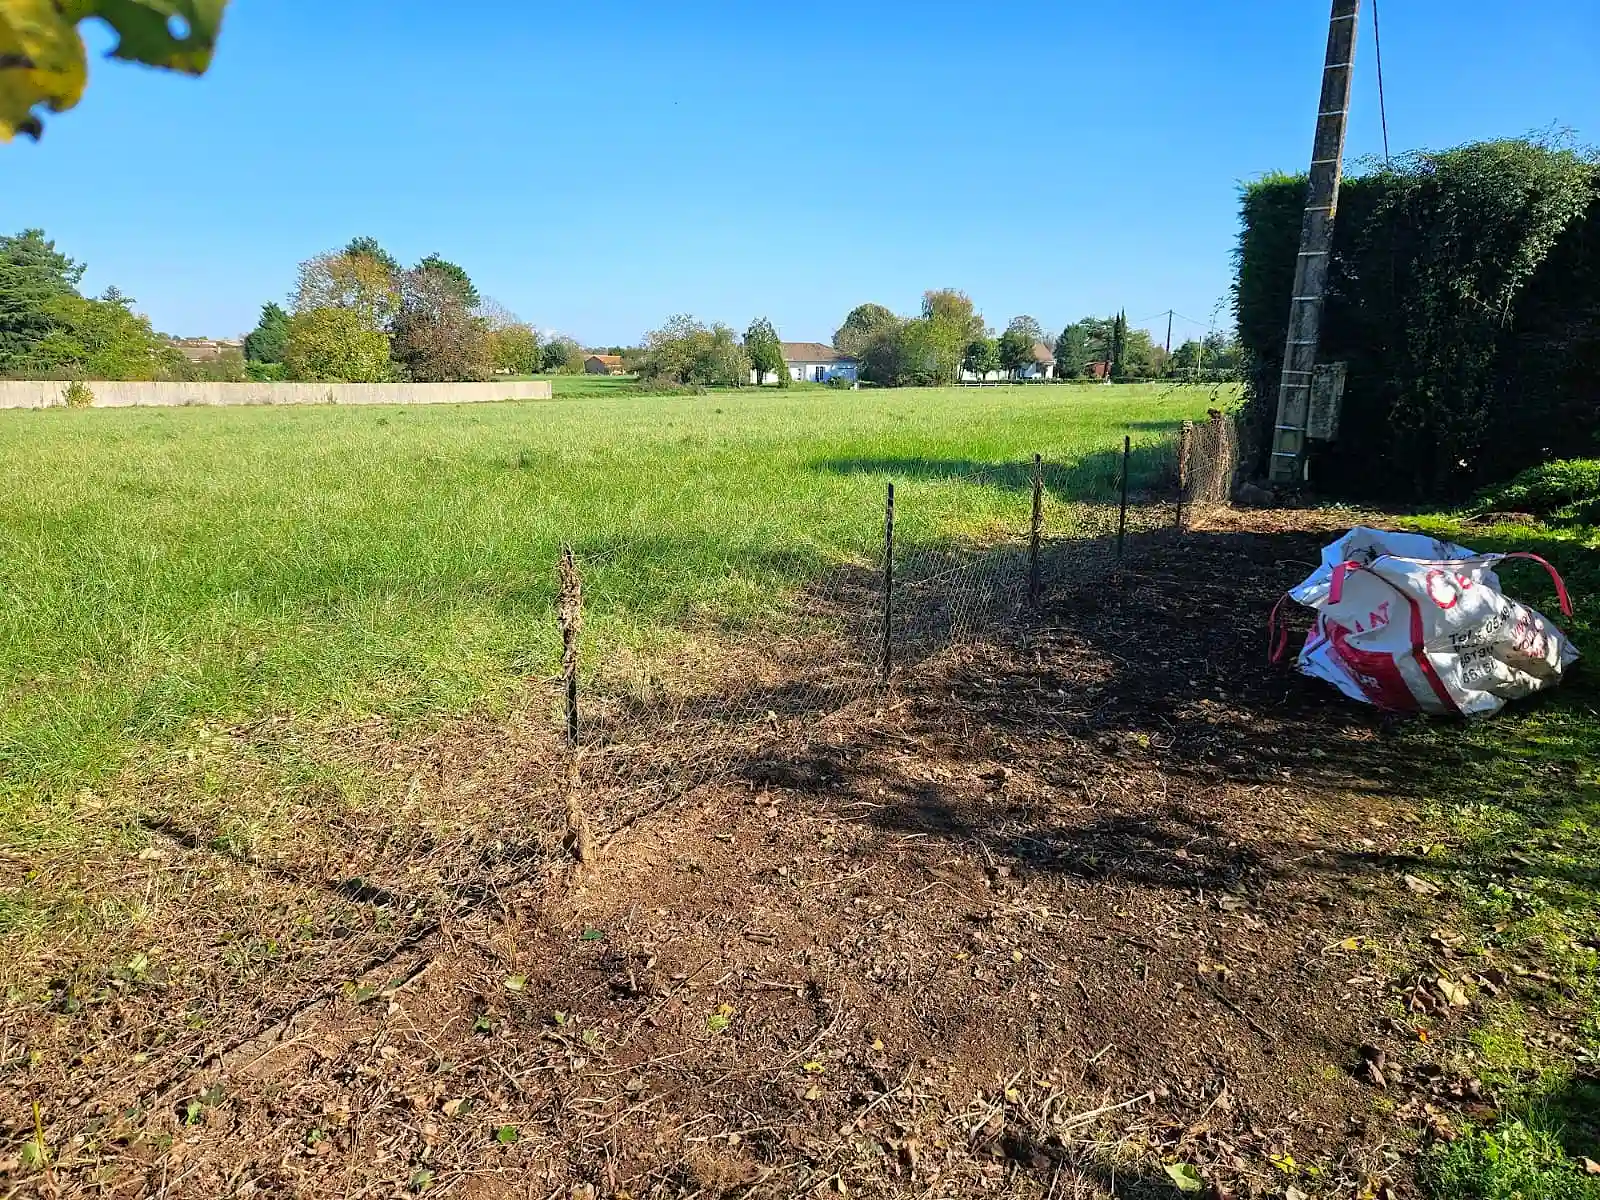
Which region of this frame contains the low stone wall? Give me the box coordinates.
[0,380,555,410]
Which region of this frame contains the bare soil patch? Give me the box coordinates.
[2,512,1524,1197]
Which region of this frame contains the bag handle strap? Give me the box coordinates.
[1497,553,1574,618]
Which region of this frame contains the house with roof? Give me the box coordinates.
[583,354,626,375]
[960,342,1056,382]
[754,342,859,385]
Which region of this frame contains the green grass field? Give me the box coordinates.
[0,380,1220,799]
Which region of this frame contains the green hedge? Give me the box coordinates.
[1236,139,1600,503]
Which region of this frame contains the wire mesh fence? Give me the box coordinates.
[552,416,1241,834]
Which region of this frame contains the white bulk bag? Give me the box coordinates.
[1271,527,1577,716]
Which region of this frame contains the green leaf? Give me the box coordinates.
[502,975,525,992]
[495,1124,519,1145]
[1,1,229,141]
[1163,1163,1204,1193]
[579,929,604,941]
[80,2,228,73]
[408,1167,434,1192]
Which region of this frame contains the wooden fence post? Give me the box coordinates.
[558,546,582,748]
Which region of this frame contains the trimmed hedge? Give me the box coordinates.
[1236,139,1600,503]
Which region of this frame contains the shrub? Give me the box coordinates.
[825,375,856,390]
[246,361,287,383]
[283,308,391,383]
[61,380,93,408]
[1479,459,1600,515]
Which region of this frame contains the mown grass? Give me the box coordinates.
[0,382,1218,802]
[1396,516,1600,1199]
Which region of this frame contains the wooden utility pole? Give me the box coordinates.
[1164,311,1173,357]
[1268,0,1360,486]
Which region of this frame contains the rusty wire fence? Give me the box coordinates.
[552,414,1241,834]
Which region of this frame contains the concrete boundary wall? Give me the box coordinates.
[0,380,555,410]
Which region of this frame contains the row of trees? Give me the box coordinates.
[0,230,218,381]
[834,295,1240,386]
[241,237,583,384]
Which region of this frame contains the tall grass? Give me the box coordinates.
[0,383,1217,794]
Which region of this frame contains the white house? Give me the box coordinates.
[960,342,1056,383]
[753,342,859,385]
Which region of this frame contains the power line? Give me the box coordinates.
[1373,0,1391,165]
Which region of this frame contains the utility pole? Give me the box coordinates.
[1164,310,1173,357]
[1268,0,1360,486]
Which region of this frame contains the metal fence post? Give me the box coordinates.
[1028,454,1043,609]
[1116,436,1131,563]
[881,481,895,683]
[1176,420,1195,534]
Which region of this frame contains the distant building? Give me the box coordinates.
[753,342,858,385]
[168,337,244,364]
[1020,342,1056,381]
[961,341,1057,382]
[584,354,626,375]
[1085,361,1112,381]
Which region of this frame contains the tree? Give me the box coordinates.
[922,289,983,335]
[2,1,231,141]
[415,253,479,309]
[294,250,400,332]
[243,302,290,364]
[390,265,491,382]
[744,317,786,385]
[488,323,540,375]
[916,290,984,385]
[963,336,1000,379]
[834,303,898,358]
[858,323,910,386]
[0,228,85,372]
[1054,322,1094,378]
[28,289,179,379]
[540,335,585,374]
[283,307,391,383]
[345,237,400,276]
[1005,315,1047,347]
[1109,310,1129,381]
[997,328,1036,378]
[639,315,750,388]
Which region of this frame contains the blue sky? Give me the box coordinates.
[7,0,1596,346]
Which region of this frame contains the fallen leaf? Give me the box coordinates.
[1163,1163,1204,1192]
[1286,1188,1309,1200]
[579,929,605,942]
[495,1124,519,1145]
[1404,875,1441,896]
[1436,976,1470,1007]
[502,975,525,992]
[1582,1157,1600,1176]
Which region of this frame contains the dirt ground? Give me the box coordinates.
[2,511,1538,1198]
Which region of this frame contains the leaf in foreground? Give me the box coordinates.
[1163,1162,1204,1192]
[1,1,230,141]
[495,1124,519,1145]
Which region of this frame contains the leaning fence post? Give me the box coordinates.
[1028,454,1044,608]
[1116,435,1132,563]
[881,481,895,683]
[1176,420,1195,534]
